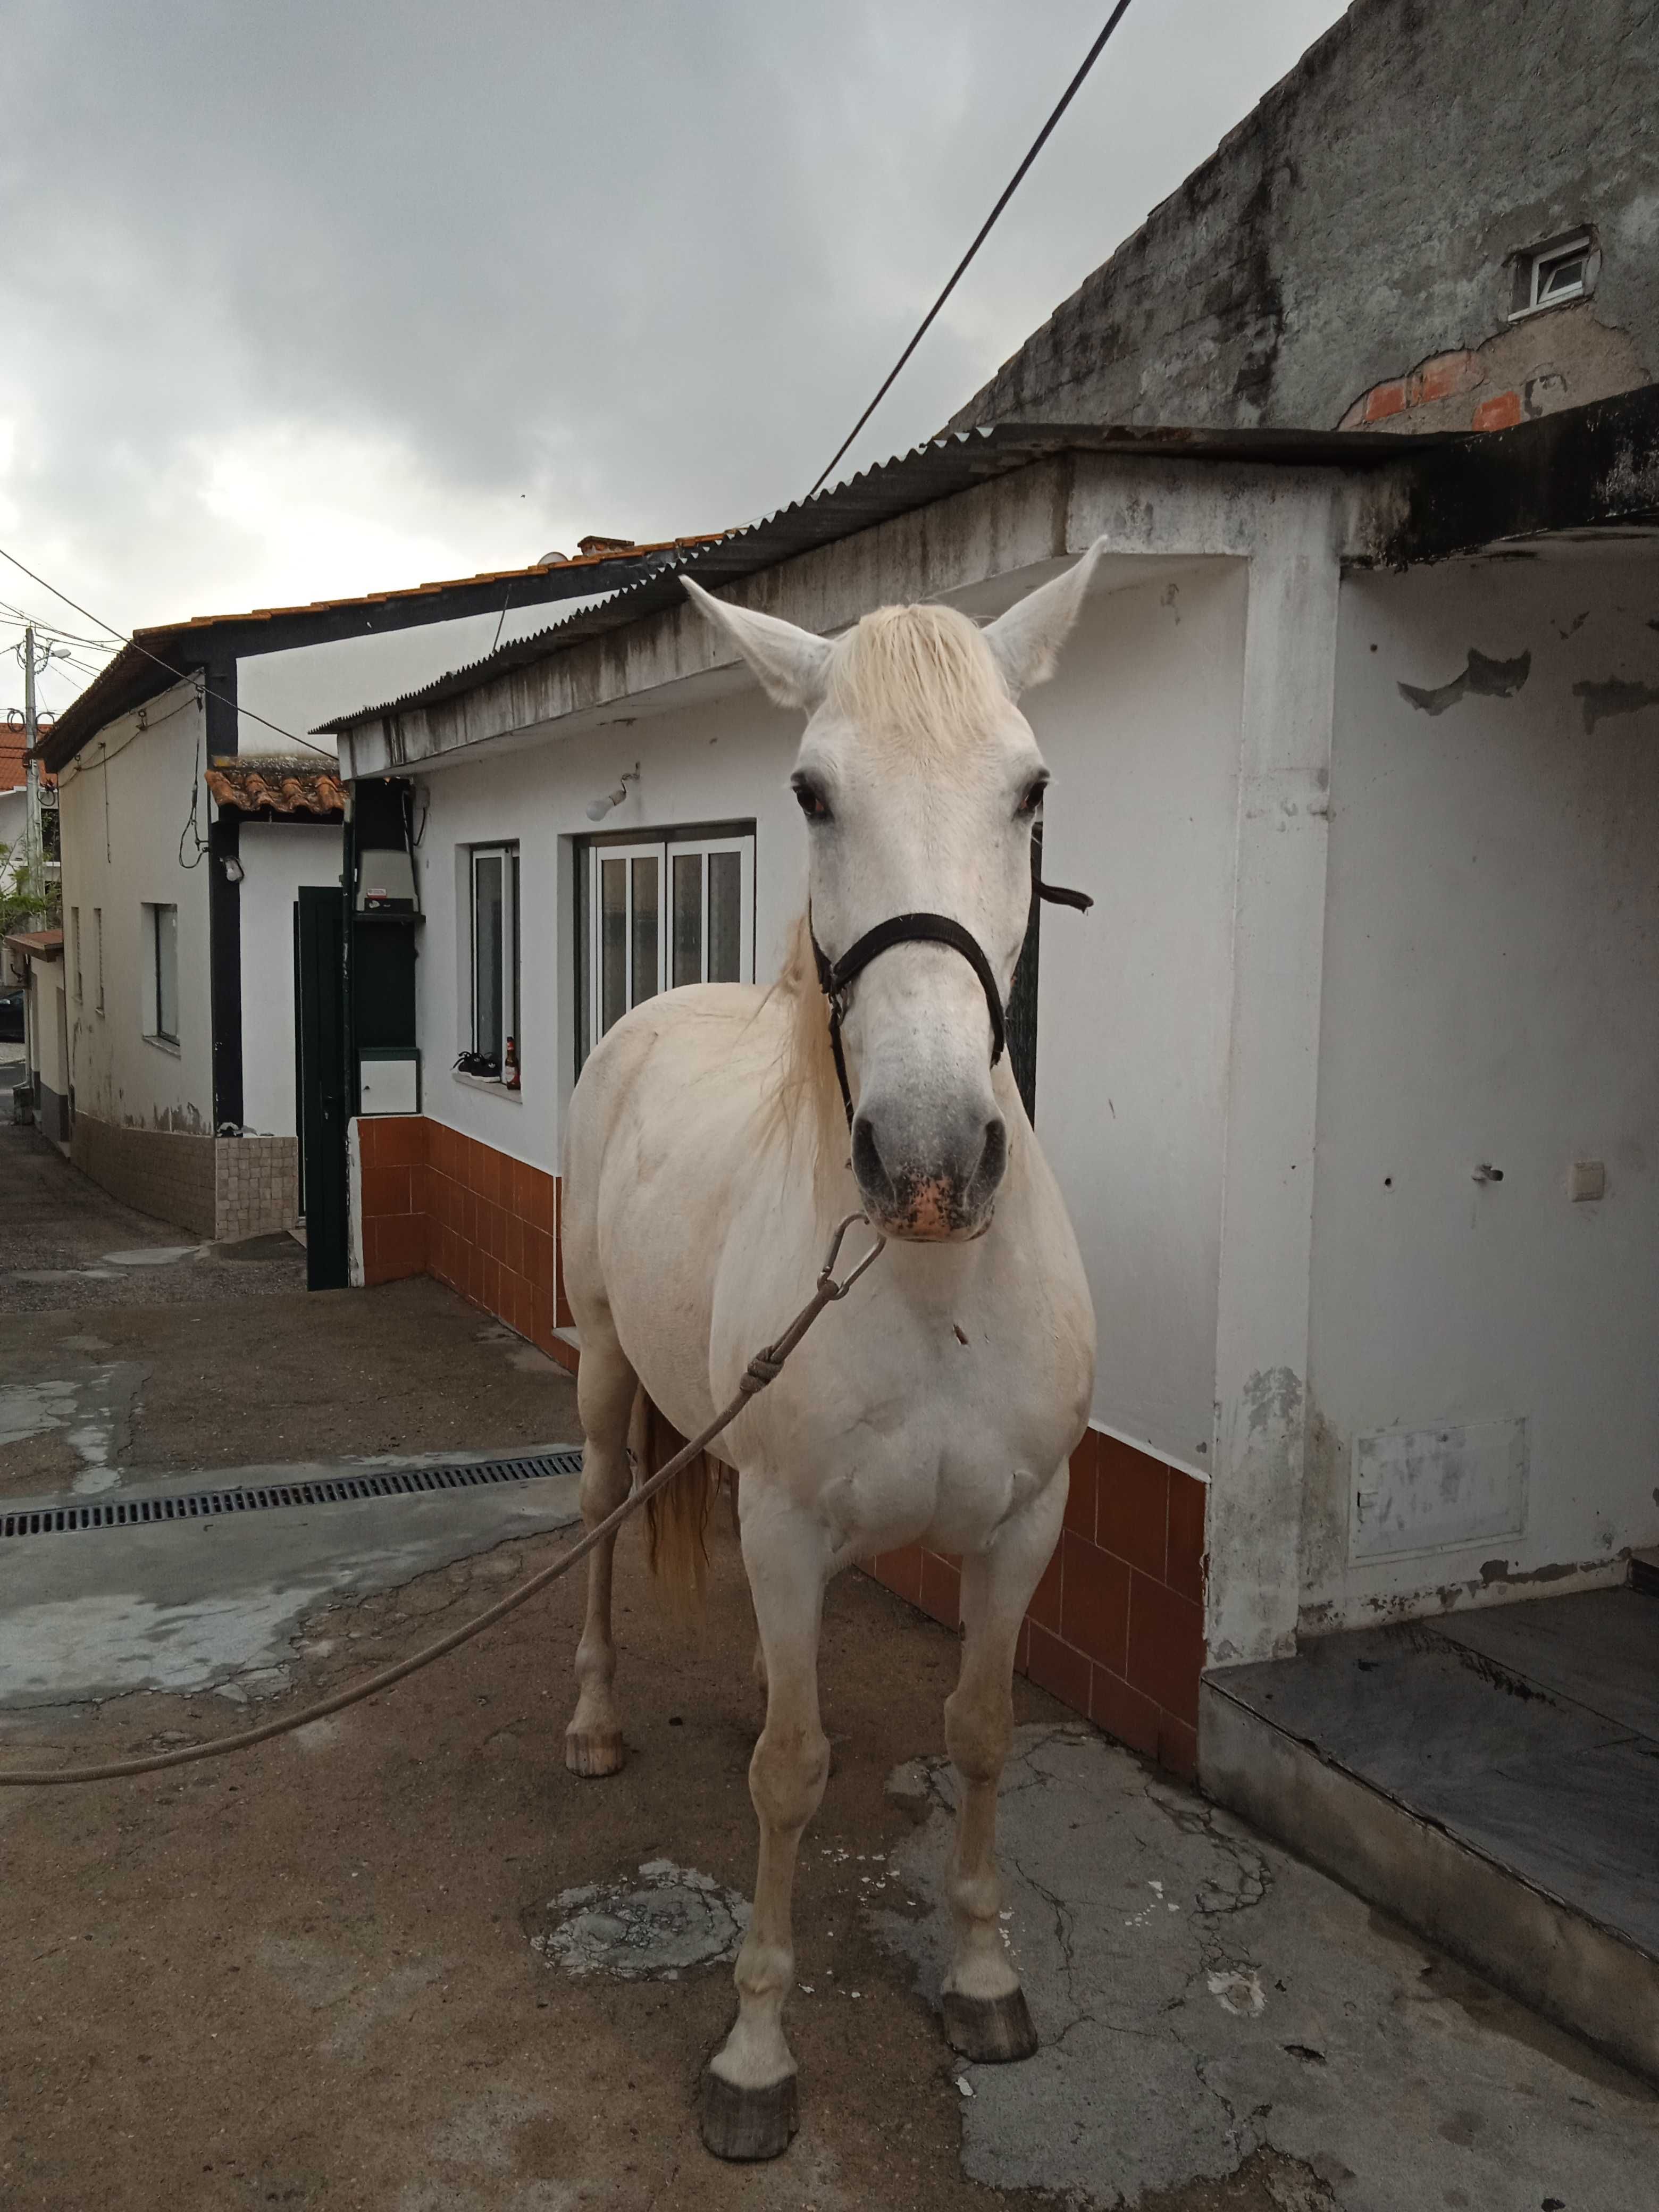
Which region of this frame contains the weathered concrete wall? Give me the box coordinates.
[951,0,1657,437]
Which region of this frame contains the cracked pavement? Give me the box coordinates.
[872,1724,1659,2210]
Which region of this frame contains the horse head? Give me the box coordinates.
[684,541,1103,1241]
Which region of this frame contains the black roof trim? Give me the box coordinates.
[1378,384,1659,566]
[37,540,717,773]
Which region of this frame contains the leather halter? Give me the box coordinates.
[810,911,1008,1131]
[809,864,1093,1129]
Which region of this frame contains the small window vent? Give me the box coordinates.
[1510,232,1595,321]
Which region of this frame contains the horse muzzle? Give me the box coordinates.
[850,1105,1008,1242]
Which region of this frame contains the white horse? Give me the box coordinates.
[560,544,1103,2159]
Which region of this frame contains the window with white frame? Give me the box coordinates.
[468,844,521,1084]
[583,826,755,1059]
[143,903,178,1044]
[1512,233,1594,319]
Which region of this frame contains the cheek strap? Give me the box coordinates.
[809,909,1008,1130]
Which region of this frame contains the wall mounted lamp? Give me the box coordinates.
[222,854,245,883]
[586,766,639,822]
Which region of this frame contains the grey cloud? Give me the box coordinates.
[1,0,1345,674]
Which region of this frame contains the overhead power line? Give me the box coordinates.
[0,541,336,758]
[806,0,1135,502]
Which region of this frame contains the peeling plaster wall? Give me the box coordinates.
[1304,552,1659,1630]
[56,678,215,1134]
[951,0,1657,437]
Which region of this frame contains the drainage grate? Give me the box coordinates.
[1,1449,585,1542]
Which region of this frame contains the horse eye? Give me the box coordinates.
[1017,777,1049,817]
[792,778,831,823]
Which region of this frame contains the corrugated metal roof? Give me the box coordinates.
[317,418,1442,734]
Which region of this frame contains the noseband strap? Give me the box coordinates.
[810,910,1008,1130]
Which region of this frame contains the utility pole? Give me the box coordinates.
[22,622,41,882]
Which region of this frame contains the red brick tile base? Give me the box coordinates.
[863,1430,1207,1779]
[355,1116,576,1373]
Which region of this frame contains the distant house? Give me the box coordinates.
[0,716,56,879]
[33,537,714,1238]
[0,723,31,855]
[3,925,66,1135]
[950,0,1657,440]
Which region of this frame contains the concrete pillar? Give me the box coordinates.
[1205,495,1342,1666]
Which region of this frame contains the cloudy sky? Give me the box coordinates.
[1,0,1344,716]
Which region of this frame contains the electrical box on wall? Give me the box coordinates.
[359,1046,420,1117]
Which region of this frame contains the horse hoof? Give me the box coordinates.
[700,2069,799,2161]
[943,1988,1039,2064]
[563,1727,624,1778]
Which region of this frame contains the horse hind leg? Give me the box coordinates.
[564,1318,638,1778]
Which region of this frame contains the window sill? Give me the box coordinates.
[453,1070,522,1101]
[144,1032,182,1059]
[1506,290,1588,324]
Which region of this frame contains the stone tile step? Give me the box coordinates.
[1200,1589,1659,2087]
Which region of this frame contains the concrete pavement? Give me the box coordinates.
[878,1724,1659,2211]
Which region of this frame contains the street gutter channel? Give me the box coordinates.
[1,1449,585,1543]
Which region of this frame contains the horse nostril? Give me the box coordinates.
[977,1115,1008,1192]
[851,1115,894,1202]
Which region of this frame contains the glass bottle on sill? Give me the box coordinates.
[505,1035,520,1090]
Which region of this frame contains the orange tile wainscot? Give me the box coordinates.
[356,1117,1204,1776]
[862,1429,1206,1779]
[355,1116,574,1372]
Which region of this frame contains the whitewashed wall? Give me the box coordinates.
[409,678,805,1176]
[56,679,216,1131]
[1030,562,1247,1473]
[238,820,343,1135]
[1304,554,1659,1626]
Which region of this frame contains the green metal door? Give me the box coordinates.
[295,885,349,1291]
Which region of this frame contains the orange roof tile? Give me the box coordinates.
[205,756,346,817]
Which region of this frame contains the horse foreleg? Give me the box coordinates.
[940,1467,1067,2064]
[702,1489,828,2161]
[564,1323,638,1778]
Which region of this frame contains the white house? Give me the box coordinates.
[318,393,1659,1785]
[35,536,714,1239]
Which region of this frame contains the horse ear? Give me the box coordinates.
[982,537,1107,697]
[681,577,834,712]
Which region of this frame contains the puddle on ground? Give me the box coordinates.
[530,1859,748,1981]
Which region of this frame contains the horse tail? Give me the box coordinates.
[639,1392,716,1613]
